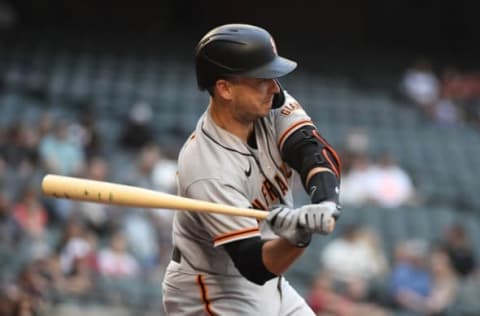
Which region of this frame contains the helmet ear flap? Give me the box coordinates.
[272,79,285,109]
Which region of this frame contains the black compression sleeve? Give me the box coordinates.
[282,125,341,203]
[308,171,339,203]
[224,237,276,285]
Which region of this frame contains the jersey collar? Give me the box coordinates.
[200,108,253,156]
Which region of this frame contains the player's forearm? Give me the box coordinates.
[281,125,341,203]
[262,238,304,275]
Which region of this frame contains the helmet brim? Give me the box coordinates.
[241,56,297,79]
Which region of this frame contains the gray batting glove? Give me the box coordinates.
[297,201,340,234]
[266,206,312,248]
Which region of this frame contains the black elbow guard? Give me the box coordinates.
[224,237,276,285]
[281,125,341,203]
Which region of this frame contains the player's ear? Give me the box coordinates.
[214,79,234,101]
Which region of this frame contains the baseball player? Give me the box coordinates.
[162,24,342,316]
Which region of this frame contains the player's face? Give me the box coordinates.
[229,77,280,123]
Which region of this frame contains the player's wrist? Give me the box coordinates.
[293,232,311,248]
[285,228,311,248]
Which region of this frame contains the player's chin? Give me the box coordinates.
[264,99,273,110]
[260,104,271,116]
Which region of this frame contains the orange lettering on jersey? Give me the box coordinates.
[251,199,267,211]
[261,183,267,202]
[274,174,289,196]
[263,180,278,201]
[280,101,302,116]
[257,174,292,208]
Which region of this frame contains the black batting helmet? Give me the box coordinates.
[195,24,297,91]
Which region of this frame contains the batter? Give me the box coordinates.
[163,24,341,316]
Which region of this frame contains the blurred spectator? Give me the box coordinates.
[151,214,175,270]
[441,223,477,277]
[320,224,389,301]
[13,185,48,239]
[339,128,371,178]
[401,59,440,112]
[39,118,85,176]
[12,185,51,262]
[39,119,86,222]
[117,144,172,270]
[0,288,15,316]
[98,231,139,279]
[69,110,103,159]
[0,190,23,248]
[441,68,480,104]
[37,112,54,140]
[0,155,20,202]
[340,153,374,207]
[14,263,48,315]
[307,270,390,316]
[150,148,177,266]
[57,220,96,276]
[152,154,177,194]
[391,245,458,315]
[122,209,159,271]
[440,68,480,128]
[388,239,432,310]
[0,155,6,189]
[359,227,390,276]
[425,246,459,314]
[368,152,416,208]
[343,127,370,157]
[307,270,358,315]
[118,101,154,151]
[339,150,417,209]
[0,123,40,174]
[431,98,463,126]
[74,156,116,236]
[124,143,161,189]
[0,124,41,201]
[43,252,94,299]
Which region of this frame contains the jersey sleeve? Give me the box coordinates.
[274,92,316,151]
[185,178,261,247]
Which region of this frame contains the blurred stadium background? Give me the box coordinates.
[0,1,480,315]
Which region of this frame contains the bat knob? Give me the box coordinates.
[324,218,336,234]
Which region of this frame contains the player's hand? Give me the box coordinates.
[297,201,341,234]
[266,206,312,248]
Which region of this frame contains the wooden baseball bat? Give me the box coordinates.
[41,175,336,233]
[41,174,269,219]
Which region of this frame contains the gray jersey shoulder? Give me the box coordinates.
[177,116,251,200]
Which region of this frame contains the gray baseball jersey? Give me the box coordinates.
[162,92,316,316]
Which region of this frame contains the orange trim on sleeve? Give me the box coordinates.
[196,275,215,316]
[213,227,260,246]
[278,119,314,150]
[306,166,336,185]
[322,148,340,178]
[313,130,342,176]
